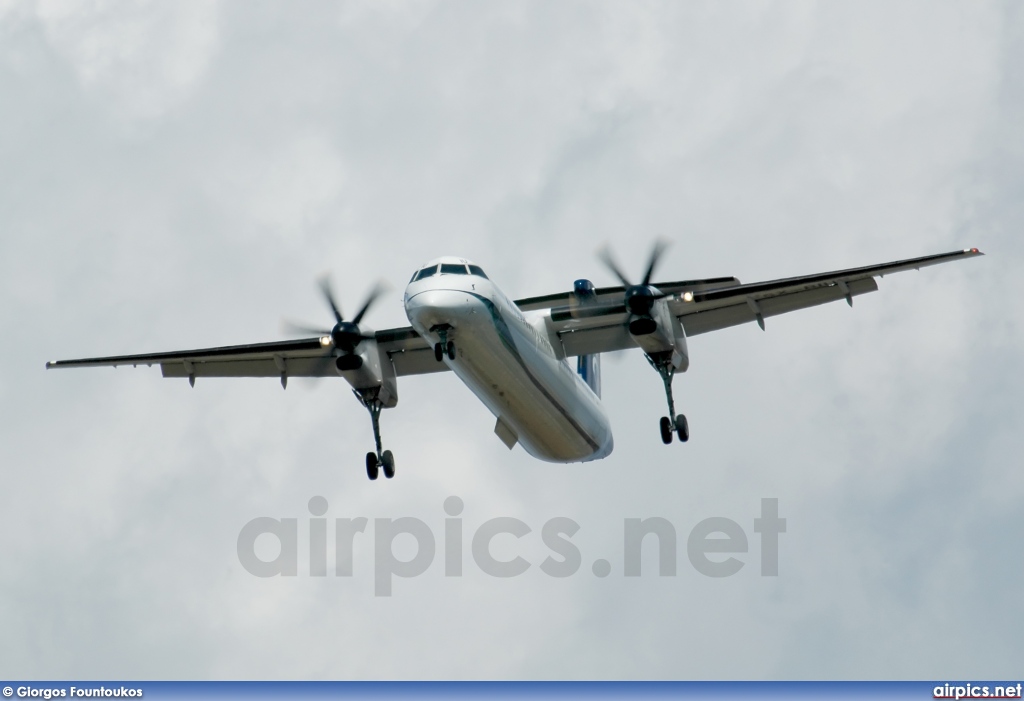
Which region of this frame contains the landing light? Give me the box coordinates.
[682,291,694,302]
[320,336,332,347]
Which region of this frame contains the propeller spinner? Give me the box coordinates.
[286,277,387,372]
[598,241,668,334]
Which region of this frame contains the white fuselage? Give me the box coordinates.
[404,266,614,463]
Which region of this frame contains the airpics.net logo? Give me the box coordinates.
[236,497,787,596]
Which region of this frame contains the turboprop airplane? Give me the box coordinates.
[46,244,983,480]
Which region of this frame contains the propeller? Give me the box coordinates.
[597,241,669,320]
[285,277,388,375]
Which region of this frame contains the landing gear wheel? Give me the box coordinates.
[446,341,456,360]
[434,343,444,362]
[366,452,379,480]
[659,416,673,445]
[381,450,395,479]
[675,414,689,443]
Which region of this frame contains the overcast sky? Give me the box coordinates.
[1,0,1021,681]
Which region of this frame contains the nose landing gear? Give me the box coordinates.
[356,388,396,480]
[433,341,455,362]
[431,326,456,362]
[647,352,689,445]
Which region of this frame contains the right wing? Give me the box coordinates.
[45,327,451,380]
[374,327,450,377]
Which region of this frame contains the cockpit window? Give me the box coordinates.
[440,263,469,275]
[467,264,488,279]
[414,265,438,281]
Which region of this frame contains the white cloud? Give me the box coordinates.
[33,0,221,121]
[200,132,349,237]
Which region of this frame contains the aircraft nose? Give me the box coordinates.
[404,289,467,330]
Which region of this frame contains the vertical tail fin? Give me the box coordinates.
[577,351,601,398]
[573,279,602,397]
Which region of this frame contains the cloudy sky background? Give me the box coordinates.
[1,0,1021,680]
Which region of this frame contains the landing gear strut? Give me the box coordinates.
[356,388,395,480]
[432,326,456,362]
[647,352,688,444]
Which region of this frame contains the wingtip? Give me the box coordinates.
[966,247,984,255]
[45,361,54,369]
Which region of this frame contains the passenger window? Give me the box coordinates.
[467,265,488,279]
[414,265,438,281]
[440,263,468,275]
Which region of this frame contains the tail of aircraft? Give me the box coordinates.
[577,350,601,397]
[573,279,602,397]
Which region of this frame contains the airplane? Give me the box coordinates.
[45,244,984,480]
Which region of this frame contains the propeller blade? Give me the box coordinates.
[352,281,389,325]
[641,240,669,287]
[597,246,633,287]
[318,276,344,324]
[282,320,332,337]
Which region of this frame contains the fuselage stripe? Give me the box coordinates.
[464,291,602,452]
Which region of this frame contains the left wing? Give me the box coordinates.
[675,248,982,336]
[515,276,740,311]
[45,327,450,380]
[545,248,983,357]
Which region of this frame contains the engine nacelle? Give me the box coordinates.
[629,294,689,372]
[335,337,398,408]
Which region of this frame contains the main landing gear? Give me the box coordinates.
[356,389,395,480]
[432,326,456,362]
[647,352,689,445]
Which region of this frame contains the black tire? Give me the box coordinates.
[659,416,673,444]
[433,343,443,362]
[675,414,689,443]
[381,450,395,479]
[446,341,456,360]
[366,452,379,480]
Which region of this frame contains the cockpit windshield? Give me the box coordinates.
[411,262,488,282]
[413,265,438,282]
